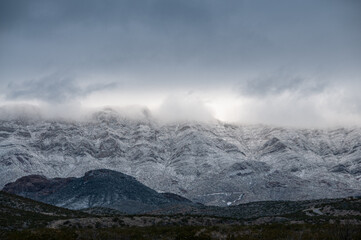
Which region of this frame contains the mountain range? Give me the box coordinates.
[1,108,361,206]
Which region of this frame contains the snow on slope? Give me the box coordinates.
[1,108,361,206]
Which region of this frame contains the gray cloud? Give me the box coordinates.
[2,0,359,83]
[6,73,117,103]
[0,0,360,126]
[239,69,327,97]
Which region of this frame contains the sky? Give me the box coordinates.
[0,0,360,127]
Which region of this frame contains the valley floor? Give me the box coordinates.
[2,191,361,239]
[3,223,361,240]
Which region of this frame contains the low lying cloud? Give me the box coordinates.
[1,84,361,128]
[233,83,361,128]
[154,93,215,123]
[0,102,93,121]
[0,104,43,121]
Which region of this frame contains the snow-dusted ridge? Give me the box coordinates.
[1,108,361,206]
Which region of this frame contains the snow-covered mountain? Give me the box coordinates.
[1,108,361,206]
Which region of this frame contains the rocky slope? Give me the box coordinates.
[1,108,361,206]
[3,169,193,213]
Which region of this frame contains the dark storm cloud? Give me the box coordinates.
[1,0,360,84]
[0,0,211,35]
[0,0,230,87]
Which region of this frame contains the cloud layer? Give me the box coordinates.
[0,0,360,127]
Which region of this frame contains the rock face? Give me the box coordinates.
[3,169,193,213]
[1,108,361,206]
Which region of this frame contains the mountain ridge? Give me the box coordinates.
[1,108,361,206]
[3,169,194,214]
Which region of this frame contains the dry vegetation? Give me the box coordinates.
[2,191,361,239]
[3,223,361,240]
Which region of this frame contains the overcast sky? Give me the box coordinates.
[1,0,360,127]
